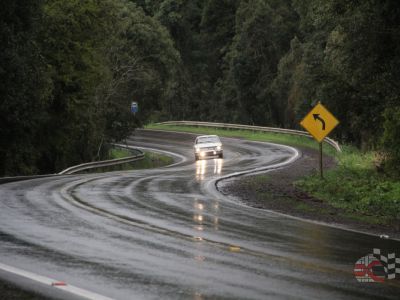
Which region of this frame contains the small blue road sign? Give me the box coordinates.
[131,102,138,114]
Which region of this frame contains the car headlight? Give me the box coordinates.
[195,146,200,153]
[216,146,221,151]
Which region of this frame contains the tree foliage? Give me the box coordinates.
[0,1,50,175]
[0,0,180,175]
[2,0,400,175]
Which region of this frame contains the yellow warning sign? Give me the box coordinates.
[300,103,339,143]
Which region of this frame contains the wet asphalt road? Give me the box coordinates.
[0,129,399,300]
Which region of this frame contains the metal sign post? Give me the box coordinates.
[319,142,323,179]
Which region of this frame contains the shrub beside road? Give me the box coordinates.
[297,147,400,227]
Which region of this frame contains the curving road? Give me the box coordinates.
[0,130,399,300]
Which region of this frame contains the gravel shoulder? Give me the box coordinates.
[219,146,400,240]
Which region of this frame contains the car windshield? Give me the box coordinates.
[197,136,220,144]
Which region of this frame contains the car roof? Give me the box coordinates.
[196,135,219,139]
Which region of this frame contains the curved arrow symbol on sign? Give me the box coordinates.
[313,114,326,130]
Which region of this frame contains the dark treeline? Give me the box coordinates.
[1,0,400,176]
[0,0,180,175]
[137,0,400,174]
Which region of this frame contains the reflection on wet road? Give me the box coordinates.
[196,158,223,181]
[0,129,399,299]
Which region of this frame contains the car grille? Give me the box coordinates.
[201,147,216,151]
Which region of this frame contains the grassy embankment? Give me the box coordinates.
[147,123,400,226]
[81,147,174,173]
[108,147,174,169]
[297,148,400,226]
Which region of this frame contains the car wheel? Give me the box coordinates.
[195,155,199,161]
[219,153,223,159]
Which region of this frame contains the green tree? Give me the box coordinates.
[200,0,239,121]
[382,106,400,176]
[37,0,117,170]
[220,0,298,125]
[0,1,50,175]
[38,0,181,171]
[100,0,181,132]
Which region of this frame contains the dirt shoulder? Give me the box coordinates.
[219,147,400,240]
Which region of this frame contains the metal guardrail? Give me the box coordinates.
[58,148,145,175]
[157,121,341,152]
[0,174,59,185]
[0,146,145,183]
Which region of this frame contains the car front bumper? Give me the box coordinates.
[196,149,223,158]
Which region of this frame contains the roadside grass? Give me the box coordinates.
[296,147,400,226]
[295,202,318,213]
[146,123,400,226]
[130,152,174,170]
[108,147,133,159]
[82,148,174,173]
[145,123,337,156]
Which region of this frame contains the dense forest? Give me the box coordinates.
[1,0,400,176]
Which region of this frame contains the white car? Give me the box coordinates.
[194,135,223,160]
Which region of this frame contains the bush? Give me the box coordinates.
[297,147,400,225]
[381,106,400,176]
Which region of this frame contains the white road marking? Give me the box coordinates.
[206,141,300,198]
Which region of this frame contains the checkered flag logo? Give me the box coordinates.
[373,248,399,280]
